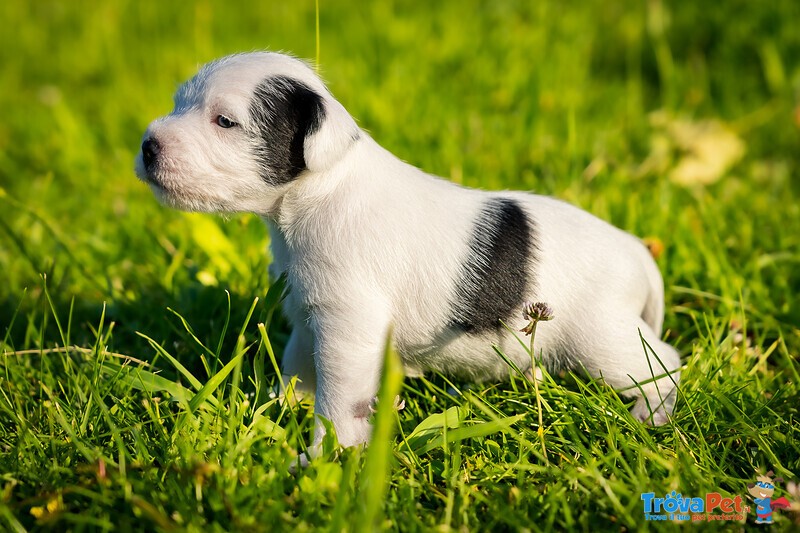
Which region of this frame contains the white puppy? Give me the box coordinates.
[135,52,680,450]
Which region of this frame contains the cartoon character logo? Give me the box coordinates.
[747,471,791,524]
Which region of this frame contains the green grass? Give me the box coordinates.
[1,0,799,530]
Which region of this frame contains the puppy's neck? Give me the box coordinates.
[263,130,368,230]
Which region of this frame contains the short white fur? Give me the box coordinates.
[135,52,681,454]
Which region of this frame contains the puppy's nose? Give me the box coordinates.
[141,137,160,169]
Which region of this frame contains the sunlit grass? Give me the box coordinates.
[1,0,799,530]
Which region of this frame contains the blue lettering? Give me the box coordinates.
[689,498,704,513]
[643,492,706,517]
[654,497,663,512]
[641,493,655,513]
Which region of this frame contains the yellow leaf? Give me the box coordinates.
[644,112,745,186]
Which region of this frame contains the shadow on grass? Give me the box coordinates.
[0,277,291,385]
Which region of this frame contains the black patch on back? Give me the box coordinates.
[449,198,535,334]
[249,76,325,184]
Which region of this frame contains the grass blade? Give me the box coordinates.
[356,330,404,531]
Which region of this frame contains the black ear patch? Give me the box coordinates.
[449,198,536,334]
[249,76,325,184]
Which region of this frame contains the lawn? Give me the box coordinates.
[1,0,799,531]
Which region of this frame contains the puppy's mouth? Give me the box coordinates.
[142,174,164,189]
[141,173,174,199]
[142,175,183,209]
[133,164,209,211]
[134,154,170,192]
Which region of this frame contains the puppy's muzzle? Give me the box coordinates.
[141,137,161,172]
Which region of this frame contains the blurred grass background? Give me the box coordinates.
[1,0,799,339]
[0,0,799,530]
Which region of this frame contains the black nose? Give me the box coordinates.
[142,137,160,169]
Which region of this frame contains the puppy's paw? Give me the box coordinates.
[287,441,323,474]
[631,396,672,426]
[524,367,544,382]
[288,452,311,474]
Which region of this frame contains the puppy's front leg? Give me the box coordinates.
[310,306,391,449]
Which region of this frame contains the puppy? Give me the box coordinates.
[135,52,680,451]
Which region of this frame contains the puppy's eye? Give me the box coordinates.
[215,115,237,128]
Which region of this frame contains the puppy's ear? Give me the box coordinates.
[298,85,361,174]
[250,76,326,184]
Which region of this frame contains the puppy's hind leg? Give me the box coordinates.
[584,316,681,425]
[628,332,681,426]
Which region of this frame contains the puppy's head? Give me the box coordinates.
[135,52,358,214]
